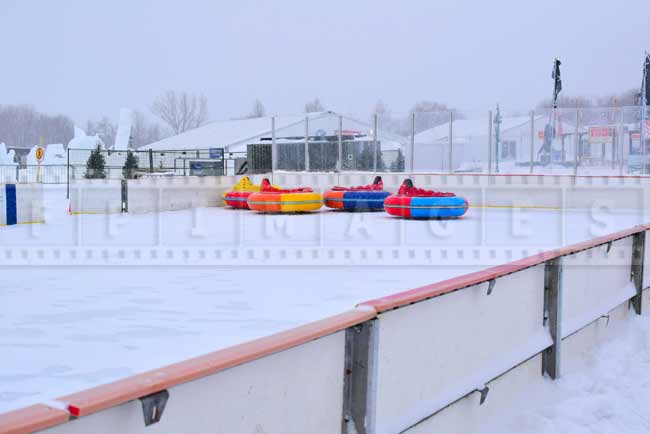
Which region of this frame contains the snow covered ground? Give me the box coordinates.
[477,316,650,434]
[0,186,647,415]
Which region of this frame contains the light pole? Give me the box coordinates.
[494,104,502,173]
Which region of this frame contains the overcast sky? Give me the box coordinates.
[1,0,647,124]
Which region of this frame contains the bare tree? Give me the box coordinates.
[0,104,73,148]
[410,100,456,133]
[373,99,389,116]
[536,95,593,110]
[304,97,325,113]
[151,90,209,134]
[131,110,168,148]
[246,99,266,118]
[86,117,117,148]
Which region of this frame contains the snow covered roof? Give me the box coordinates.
[143,113,325,152]
[414,115,545,143]
[142,112,406,153]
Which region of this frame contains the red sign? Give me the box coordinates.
[588,126,615,144]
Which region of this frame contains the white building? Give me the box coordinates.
[412,115,569,172]
[142,111,406,173]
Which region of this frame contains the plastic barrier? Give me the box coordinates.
[68,180,122,214]
[127,176,231,214]
[1,224,648,434]
[249,172,650,211]
[0,183,44,225]
[69,177,236,214]
[68,172,650,215]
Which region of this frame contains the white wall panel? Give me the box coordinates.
[373,265,548,434]
[44,332,345,434]
[561,237,634,338]
[70,180,122,214]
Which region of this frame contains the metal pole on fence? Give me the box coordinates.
[66,148,70,199]
[448,111,453,173]
[304,116,310,172]
[574,109,580,176]
[271,116,277,174]
[148,149,154,173]
[373,113,378,172]
[410,112,416,173]
[642,53,648,176]
[338,115,343,172]
[487,111,493,174]
[530,110,535,174]
[619,109,625,176]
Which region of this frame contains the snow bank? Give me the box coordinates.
[476,316,650,434]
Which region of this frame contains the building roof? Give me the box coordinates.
[414,115,545,143]
[143,111,406,152]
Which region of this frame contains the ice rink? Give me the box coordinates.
[0,186,646,414]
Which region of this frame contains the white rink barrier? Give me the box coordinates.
[69,177,233,214]
[127,176,231,214]
[0,183,44,226]
[69,172,650,215]
[260,171,650,211]
[1,224,649,434]
[69,180,122,214]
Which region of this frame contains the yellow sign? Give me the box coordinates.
[35,147,45,162]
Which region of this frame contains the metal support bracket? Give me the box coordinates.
[606,241,613,254]
[139,390,169,426]
[477,386,489,405]
[631,232,645,315]
[542,257,562,380]
[601,314,611,327]
[486,279,496,296]
[342,320,378,434]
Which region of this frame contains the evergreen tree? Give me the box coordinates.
[390,149,406,172]
[122,150,139,179]
[358,144,373,170]
[85,145,106,179]
[376,147,386,172]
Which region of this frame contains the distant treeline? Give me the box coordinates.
[0,104,74,148]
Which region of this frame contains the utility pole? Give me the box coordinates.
[494,104,502,173]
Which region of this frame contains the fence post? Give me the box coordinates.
[448,111,453,173]
[304,116,310,172]
[574,109,580,177]
[487,111,493,174]
[271,116,277,174]
[342,320,378,434]
[66,148,70,199]
[410,112,416,173]
[338,116,343,173]
[632,232,646,314]
[148,149,154,173]
[543,257,563,379]
[619,108,625,176]
[121,179,128,213]
[530,110,535,174]
[373,113,378,173]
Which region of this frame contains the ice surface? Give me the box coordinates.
[0,186,646,414]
